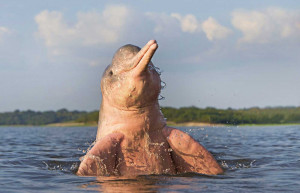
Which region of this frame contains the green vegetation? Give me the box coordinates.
[0,109,88,125]
[161,106,300,124]
[1,106,300,126]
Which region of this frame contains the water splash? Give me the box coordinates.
[221,159,256,170]
[42,160,79,174]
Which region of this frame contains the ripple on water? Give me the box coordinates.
[1,126,300,192]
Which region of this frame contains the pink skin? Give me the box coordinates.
[77,40,223,176]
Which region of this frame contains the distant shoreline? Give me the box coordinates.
[45,121,224,127]
[45,121,98,127]
[2,107,300,126]
[1,121,300,127]
[0,121,222,127]
[166,121,225,127]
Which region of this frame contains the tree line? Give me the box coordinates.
[0,109,88,125]
[161,106,300,124]
[1,106,300,125]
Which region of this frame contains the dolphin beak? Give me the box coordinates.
[132,40,158,74]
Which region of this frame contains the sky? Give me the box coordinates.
[0,0,300,112]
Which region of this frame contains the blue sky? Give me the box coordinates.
[0,0,300,112]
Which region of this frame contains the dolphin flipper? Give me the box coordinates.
[162,127,223,175]
[77,133,124,176]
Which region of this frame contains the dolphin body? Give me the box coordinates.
[77,40,223,176]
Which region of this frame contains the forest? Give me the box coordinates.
[1,106,300,125]
[0,109,87,125]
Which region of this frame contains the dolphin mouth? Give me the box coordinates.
[126,40,158,73]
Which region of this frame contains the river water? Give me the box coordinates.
[0,125,299,192]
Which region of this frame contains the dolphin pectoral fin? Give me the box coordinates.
[133,40,158,73]
[77,133,124,176]
[162,127,224,175]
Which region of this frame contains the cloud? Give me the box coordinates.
[35,4,235,61]
[0,26,10,42]
[171,13,200,33]
[202,17,232,41]
[35,5,131,55]
[145,12,182,36]
[147,12,231,41]
[232,7,300,44]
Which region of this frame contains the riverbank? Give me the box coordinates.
[1,121,300,127]
[45,121,224,127]
[2,107,300,126]
[44,121,300,127]
[166,121,225,127]
[45,121,97,127]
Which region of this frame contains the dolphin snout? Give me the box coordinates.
[132,40,158,74]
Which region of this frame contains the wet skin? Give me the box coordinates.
[77,40,223,176]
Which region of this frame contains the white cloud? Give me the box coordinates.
[35,5,131,55]
[0,26,10,42]
[146,12,231,41]
[35,5,234,59]
[232,7,300,44]
[171,13,200,33]
[202,17,232,40]
[145,12,182,36]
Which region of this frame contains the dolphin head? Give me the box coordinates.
[101,40,161,110]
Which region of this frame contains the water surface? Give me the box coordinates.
[0,125,299,192]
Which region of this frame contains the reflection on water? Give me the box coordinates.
[0,126,300,192]
[80,174,217,193]
[81,176,162,193]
